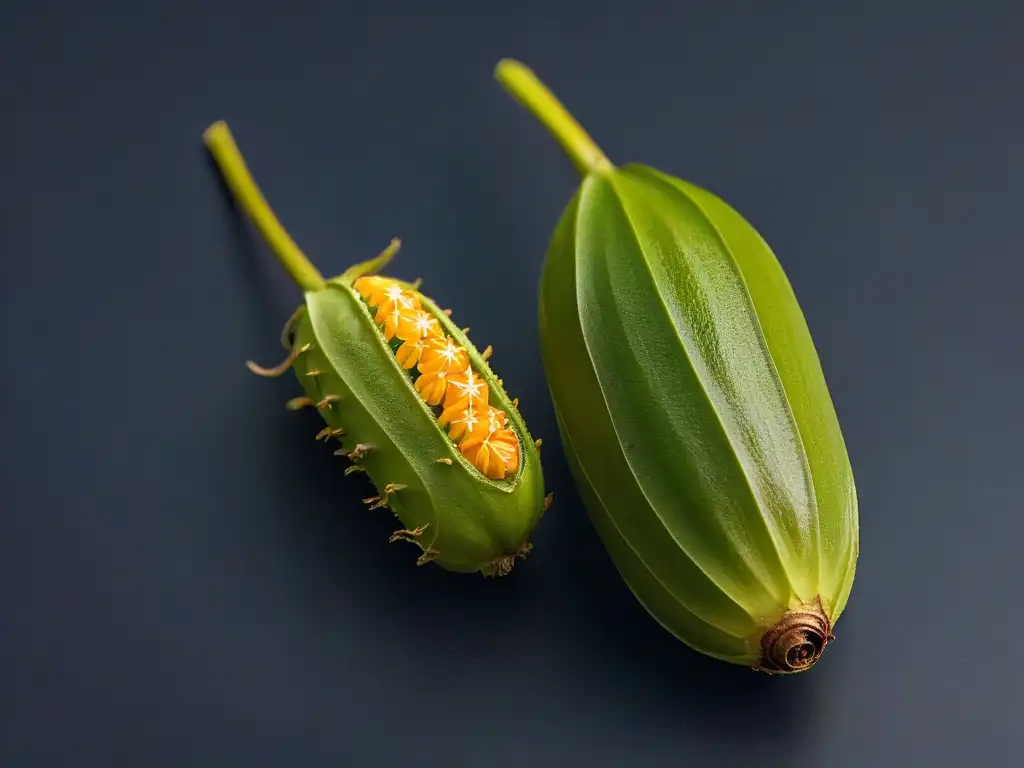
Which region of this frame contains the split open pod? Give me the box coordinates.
[495,60,859,673]
[204,121,549,577]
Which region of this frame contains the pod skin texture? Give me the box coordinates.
[204,121,548,577]
[496,61,859,672]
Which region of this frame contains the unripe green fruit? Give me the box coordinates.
[495,60,859,672]
[204,121,549,576]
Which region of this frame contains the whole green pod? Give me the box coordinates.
[495,61,859,672]
[204,121,549,577]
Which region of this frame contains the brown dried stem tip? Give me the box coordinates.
[757,598,834,675]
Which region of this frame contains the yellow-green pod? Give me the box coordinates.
[203,121,549,577]
[495,61,859,672]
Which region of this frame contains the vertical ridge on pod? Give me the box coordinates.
[540,186,771,635]
[622,165,828,599]
[637,167,859,605]
[554,407,756,659]
[607,169,820,602]
[575,174,797,606]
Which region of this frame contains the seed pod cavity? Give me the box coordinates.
[351,274,521,482]
[284,265,541,575]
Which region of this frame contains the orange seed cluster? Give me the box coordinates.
[353,275,520,480]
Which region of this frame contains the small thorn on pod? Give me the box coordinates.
[348,443,372,461]
[363,495,385,509]
[461,326,470,334]
[443,308,453,316]
[286,396,315,411]
[388,523,430,544]
[305,369,324,378]
[316,426,346,441]
[383,483,407,495]
[416,548,440,566]
[485,542,531,578]
[543,492,554,512]
[436,457,453,465]
[497,378,504,387]
[316,394,343,410]
[246,351,297,377]
[343,464,366,476]
[279,309,303,350]
[481,345,493,361]
[512,397,519,408]
[535,438,543,451]
[297,343,313,355]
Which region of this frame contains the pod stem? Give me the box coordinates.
[494,59,613,177]
[203,120,326,292]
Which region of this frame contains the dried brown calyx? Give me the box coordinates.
[757,597,835,675]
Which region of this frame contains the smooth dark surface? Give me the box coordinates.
[2,3,1020,765]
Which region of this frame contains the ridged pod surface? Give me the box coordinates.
[204,121,549,576]
[495,61,859,672]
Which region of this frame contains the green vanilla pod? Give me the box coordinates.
[494,60,858,672]
[203,120,550,576]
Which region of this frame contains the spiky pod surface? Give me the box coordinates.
[203,120,549,578]
[283,266,546,576]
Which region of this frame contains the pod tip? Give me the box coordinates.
[203,119,230,147]
[494,58,529,80]
[756,597,834,675]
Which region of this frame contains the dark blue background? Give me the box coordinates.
[2,3,1020,765]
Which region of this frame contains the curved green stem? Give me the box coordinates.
[203,120,326,292]
[494,59,613,177]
